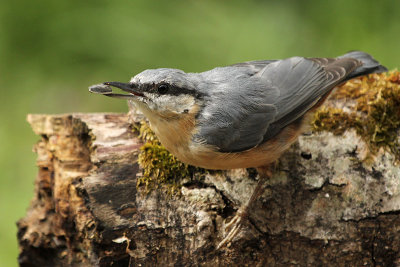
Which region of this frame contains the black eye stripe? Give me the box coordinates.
[139,82,202,98]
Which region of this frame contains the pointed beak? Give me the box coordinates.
[104,82,145,97]
[89,82,144,99]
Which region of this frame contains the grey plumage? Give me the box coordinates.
[90,51,387,153]
[193,51,386,152]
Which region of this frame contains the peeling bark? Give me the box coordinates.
[18,112,400,266]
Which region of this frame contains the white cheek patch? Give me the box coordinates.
[144,93,196,114]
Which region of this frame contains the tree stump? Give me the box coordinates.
[18,112,400,266]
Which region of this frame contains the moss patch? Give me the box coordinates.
[312,71,400,161]
[134,121,208,195]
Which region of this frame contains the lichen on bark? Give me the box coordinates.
[313,71,400,161]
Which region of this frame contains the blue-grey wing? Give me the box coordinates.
[195,56,361,152]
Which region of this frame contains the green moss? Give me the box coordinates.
[312,71,400,161]
[312,107,356,135]
[134,121,207,195]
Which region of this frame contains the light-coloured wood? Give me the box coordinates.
[18,112,400,266]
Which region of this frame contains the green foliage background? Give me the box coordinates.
[1,0,399,265]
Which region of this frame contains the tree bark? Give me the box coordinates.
[18,112,400,266]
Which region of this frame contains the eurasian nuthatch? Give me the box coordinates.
[90,51,386,248]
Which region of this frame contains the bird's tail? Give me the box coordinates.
[338,51,388,79]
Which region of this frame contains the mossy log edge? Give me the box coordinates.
[18,112,400,266]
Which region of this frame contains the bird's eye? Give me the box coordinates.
[157,84,169,94]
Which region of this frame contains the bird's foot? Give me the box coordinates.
[217,209,248,250]
[217,169,270,249]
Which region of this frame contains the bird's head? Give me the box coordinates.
[90,68,203,119]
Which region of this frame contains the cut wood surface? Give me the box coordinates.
[18,112,400,266]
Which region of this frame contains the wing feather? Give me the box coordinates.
[195,56,361,152]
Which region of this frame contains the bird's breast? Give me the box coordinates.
[147,118,302,170]
[143,106,309,170]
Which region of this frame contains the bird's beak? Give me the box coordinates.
[89,82,144,99]
[104,82,145,98]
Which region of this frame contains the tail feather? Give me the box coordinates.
[338,51,388,79]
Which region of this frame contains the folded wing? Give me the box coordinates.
[196,52,384,152]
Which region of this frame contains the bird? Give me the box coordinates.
[89,51,387,249]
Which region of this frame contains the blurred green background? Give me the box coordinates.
[1,0,399,265]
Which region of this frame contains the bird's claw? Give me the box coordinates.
[217,209,247,250]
